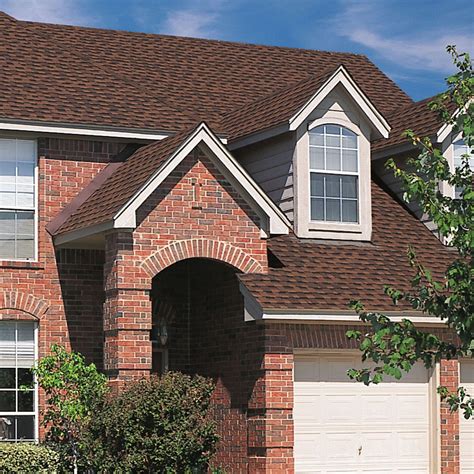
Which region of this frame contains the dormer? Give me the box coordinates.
[290,67,390,240]
[224,66,390,241]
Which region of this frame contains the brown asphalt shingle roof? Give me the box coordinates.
[0,12,412,134]
[239,180,454,312]
[220,65,339,142]
[56,127,195,234]
[373,96,454,152]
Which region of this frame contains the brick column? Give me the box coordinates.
[103,231,152,389]
[440,359,460,474]
[247,325,294,473]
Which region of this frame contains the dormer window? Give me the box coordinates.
[309,125,358,223]
[453,139,473,198]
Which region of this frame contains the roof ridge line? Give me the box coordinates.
[15,13,367,58]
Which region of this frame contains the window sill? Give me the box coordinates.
[0,260,44,270]
[308,221,362,233]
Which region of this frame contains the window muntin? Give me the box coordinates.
[309,125,359,223]
[453,139,473,198]
[0,322,36,442]
[0,139,36,260]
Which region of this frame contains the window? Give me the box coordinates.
[453,139,473,198]
[0,322,36,442]
[309,125,358,223]
[0,139,37,260]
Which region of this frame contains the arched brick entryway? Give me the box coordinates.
[141,238,264,278]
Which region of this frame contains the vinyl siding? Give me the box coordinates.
[235,133,295,222]
[372,153,438,234]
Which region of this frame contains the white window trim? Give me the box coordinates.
[0,138,38,262]
[294,116,372,240]
[308,124,360,225]
[0,321,38,442]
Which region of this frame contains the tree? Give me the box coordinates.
[346,46,474,419]
[32,344,108,472]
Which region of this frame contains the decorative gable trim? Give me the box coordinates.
[289,66,390,138]
[114,123,290,235]
[55,123,290,245]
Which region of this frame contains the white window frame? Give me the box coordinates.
[0,321,38,442]
[0,138,38,262]
[441,132,474,199]
[294,115,372,240]
[308,124,360,224]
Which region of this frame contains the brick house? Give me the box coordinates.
[0,11,471,473]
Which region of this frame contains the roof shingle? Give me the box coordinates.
[0,13,412,133]
[239,180,453,312]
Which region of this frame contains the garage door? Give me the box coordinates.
[460,360,474,473]
[294,353,431,473]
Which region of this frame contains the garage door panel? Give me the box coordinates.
[396,394,428,422]
[396,431,429,461]
[294,354,431,473]
[361,394,394,422]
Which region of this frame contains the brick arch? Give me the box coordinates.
[0,291,49,320]
[141,238,264,277]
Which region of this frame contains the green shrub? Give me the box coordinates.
[82,372,218,473]
[0,443,59,473]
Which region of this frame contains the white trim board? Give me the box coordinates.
[114,122,290,234]
[240,282,445,325]
[0,120,171,141]
[289,66,390,138]
[229,65,390,150]
[56,122,290,245]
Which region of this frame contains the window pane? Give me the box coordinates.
[342,149,358,172]
[326,199,341,221]
[342,176,358,198]
[17,162,34,184]
[0,323,16,367]
[0,391,16,411]
[16,212,34,236]
[16,141,36,163]
[0,140,16,161]
[310,174,324,197]
[309,147,324,169]
[342,200,358,223]
[0,192,15,208]
[0,369,15,389]
[0,416,15,440]
[326,148,340,171]
[326,134,340,148]
[0,161,15,182]
[18,368,33,388]
[17,416,34,440]
[17,324,35,367]
[0,212,15,234]
[16,239,34,260]
[16,192,34,208]
[311,198,324,220]
[309,132,324,146]
[0,239,15,260]
[325,175,340,198]
[342,132,357,149]
[18,391,34,412]
[325,125,340,135]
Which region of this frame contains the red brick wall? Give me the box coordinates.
[102,150,268,379]
[0,137,125,361]
[440,359,460,473]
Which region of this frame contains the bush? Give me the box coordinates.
[83,372,218,473]
[0,443,60,473]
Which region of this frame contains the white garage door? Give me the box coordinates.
[294,353,431,473]
[460,360,474,473]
